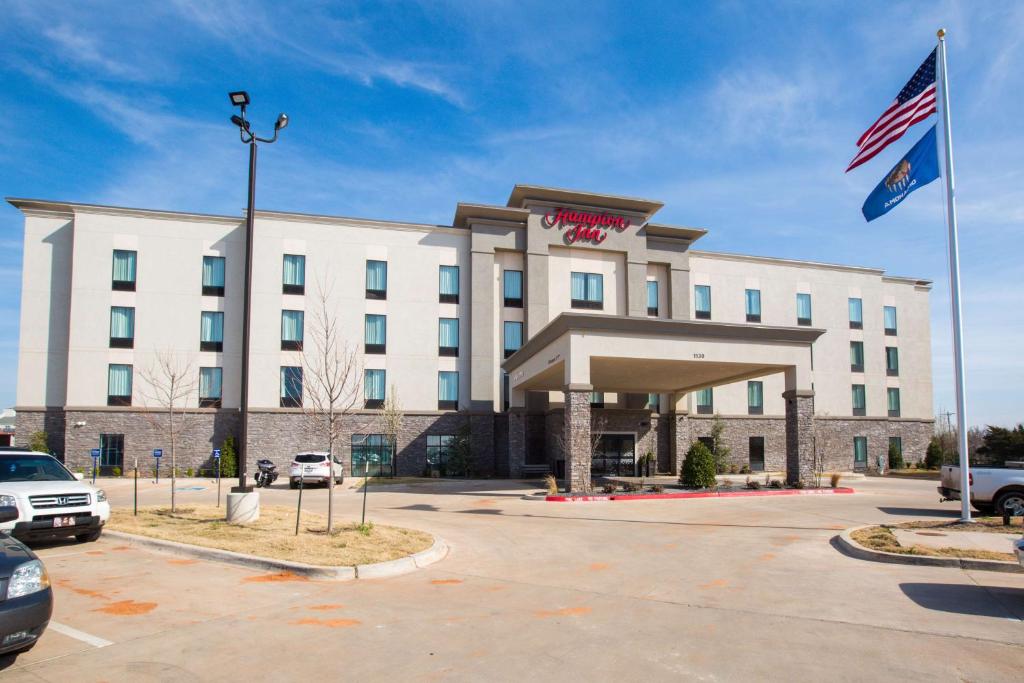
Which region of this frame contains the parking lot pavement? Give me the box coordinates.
[3,477,1023,681]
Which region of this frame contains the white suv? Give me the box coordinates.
[0,450,111,543]
[289,452,344,489]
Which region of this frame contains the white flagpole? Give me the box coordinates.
[936,28,972,523]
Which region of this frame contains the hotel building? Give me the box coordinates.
[9,186,933,489]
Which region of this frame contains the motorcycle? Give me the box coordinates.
[254,459,279,488]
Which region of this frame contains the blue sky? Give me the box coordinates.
[1,1,1021,426]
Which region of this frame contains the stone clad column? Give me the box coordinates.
[783,390,815,484]
[507,388,527,478]
[564,386,592,493]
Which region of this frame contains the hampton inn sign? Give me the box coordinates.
[542,207,633,245]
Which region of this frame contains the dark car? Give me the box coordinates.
[0,506,53,657]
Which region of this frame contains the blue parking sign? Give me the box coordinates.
[212,448,221,459]
[153,449,163,458]
[90,448,101,458]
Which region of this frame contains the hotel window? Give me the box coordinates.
[796,293,812,326]
[590,391,605,408]
[570,272,603,309]
[112,249,137,291]
[850,341,865,373]
[647,393,660,411]
[849,298,863,329]
[503,321,523,359]
[283,254,305,295]
[852,384,866,416]
[351,434,394,477]
[281,310,304,351]
[439,318,459,357]
[694,285,711,320]
[439,265,459,304]
[853,436,868,470]
[885,347,899,376]
[747,381,764,415]
[646,281,659,316]
[364,369,385,409]
[199,367,222,408]
[107,364,132,407]
[696,387,713,414]
[202,256,225,297]
[110,306,135,349]
[745,289,761,323]
[365,314,386,354]
[503,270,523,307]
[280,366,303,408]
[438,371,458,410]
[427,435,456,472]
[884,305,898,335]
[200,311,224,352]
[889,437,903,462]
[887,388,901,417]
[366,260,387,299]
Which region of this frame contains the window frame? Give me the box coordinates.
[745,288,761,323]
[796,293,812,326]
[503,320,523,359]
[852,384,866,416]
[365,260,388,300]
[439,265,459,304]
[503,270,523,308]
[280,309,304,351]
[364,314,386,355]
[109,305,135,349]
[364,369,386,409]
[438,371,459,410]
[438,317,459,357]
[850,341,865,373]
[694,285,711,320]
[887,387,901,417]
[884,305,898,336]
[282,254,306,295]
[199,367,223,408]
[853,436,868,470]
[202,255,226,297]
[280,366,303,408]
[885,346,899,376]
[696,387,713,414]
[570,272,603,310]
[747,380,764,415]
[112,249,137,291]
[646,280,659,317]
[199,311,224,352]
[849,297,863,329]
[107,363,133,407]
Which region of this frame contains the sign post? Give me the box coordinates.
[133,457,139,516]
[153,448,163,484]
[213,448,222,508]
[90,448,100,485]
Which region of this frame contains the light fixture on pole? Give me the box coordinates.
[227,90,288,519]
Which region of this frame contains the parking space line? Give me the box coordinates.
[49,621,113,648]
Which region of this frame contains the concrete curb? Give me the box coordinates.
[835,526,1023,573]
[546,487,856,502]
[103,530,448,580]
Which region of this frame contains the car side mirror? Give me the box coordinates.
[74,472,84,481]
[0,506,18,523]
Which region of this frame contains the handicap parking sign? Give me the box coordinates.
[153,449,163,458]
[90,448,101,458]
[212,448,221,459]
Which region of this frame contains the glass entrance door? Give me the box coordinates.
[591,434,636,476]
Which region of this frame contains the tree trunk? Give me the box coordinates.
[326,424,334,534]
[170,405,176,512]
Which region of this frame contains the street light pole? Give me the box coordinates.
[227,91,288,503]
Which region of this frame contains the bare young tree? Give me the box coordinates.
[139,350,199,512]
[302,277,362,534]
[553,413,607,493]
[813,412,843,487]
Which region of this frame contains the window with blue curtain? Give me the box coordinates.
[110,306,135,348]
[884,306,898,335]
[590,391,605,407]
[199,367,222,407]
[852,384,866,415]
[365,314,386,354]
[747,381,764,414]
[107,364,132,406]
[887,388,901,417]
[281,310,304,350]
[796,293,812,325]
[503,321,522,358]
[439,265,459,303]
[364,369,385,407]
[745,289,761,322]
[646,281,659,316]
[647,393,660,411]
[503,270,523,307]
[202,256,225,296]
[849,298,863,329]
[366,260,387,298]
[438,371,458,408]
[694,285,711,319]
[439,318,459,356]
[280,366,302,408]
[200,311,224,351]
[853,436,868,467]
[696,387,713,413]
[283,254,305,294]
[850,341,865,371]
[570,272,603,309]
[886,347,899,376]
[112,250,137,290]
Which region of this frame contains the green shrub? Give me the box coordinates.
[680,442,717,488]
[924,438,943,470]
[186,467,194,477]
[28,431,49,454]
[112,466,122,477]
[445,424,474,477]
[739,465,751,474]
[888,443,904,471]
[219,436,238,478]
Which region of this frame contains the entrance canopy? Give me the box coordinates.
[501,313,825,398]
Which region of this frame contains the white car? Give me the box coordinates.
[0,450,111,543]
[288,452,344,489]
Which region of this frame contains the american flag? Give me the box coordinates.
[847,49,937,172]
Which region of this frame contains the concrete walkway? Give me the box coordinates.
[894,528,1020,554]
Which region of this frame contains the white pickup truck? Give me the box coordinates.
[0,449,111,543]
[939,462,1024,515]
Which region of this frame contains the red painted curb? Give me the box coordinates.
[545,487,855,502]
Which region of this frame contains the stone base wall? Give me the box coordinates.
[814,417,933,472]
[686,415,787,473]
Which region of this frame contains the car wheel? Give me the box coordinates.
[75,530,102,543]
[995,490,1024,517]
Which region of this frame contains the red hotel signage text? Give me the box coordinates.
[542,207,632,245]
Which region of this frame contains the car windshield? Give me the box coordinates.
[0,455,76,482]
[295,454,326,464]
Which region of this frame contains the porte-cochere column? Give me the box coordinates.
[564,386,592,493]
[783,389,815,484]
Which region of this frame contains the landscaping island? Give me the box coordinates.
[851,518,1021,563]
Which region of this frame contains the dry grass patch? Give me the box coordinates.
[109,505,433,566]
[851,525,1015,562]
[349,477,437,489]
[892,517,1023,533]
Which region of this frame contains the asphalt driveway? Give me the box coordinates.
[2,476,1022,682]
